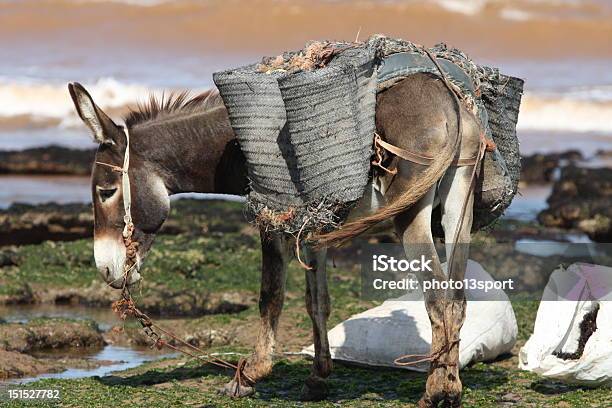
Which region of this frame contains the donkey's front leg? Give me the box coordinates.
[300,245,332,401]
[222,229,290,397]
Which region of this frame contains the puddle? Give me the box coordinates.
[6,345,174,384]
[0,304,176,384]
[0,304,118,331]
[0,175,245,209]
[514,240,606,259]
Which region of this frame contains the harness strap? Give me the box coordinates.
[120,127,133,239]
[373,133,483,168]
[95,127,133,240]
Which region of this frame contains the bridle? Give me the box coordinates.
[95,125,137,288]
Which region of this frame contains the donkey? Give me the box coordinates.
[69,72,481,407]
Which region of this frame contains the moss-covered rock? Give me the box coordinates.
[0,318,104,353]
[539,166,612,241]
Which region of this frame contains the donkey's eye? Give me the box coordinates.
[98,188,117,202]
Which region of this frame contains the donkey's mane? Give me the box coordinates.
[124,89,223,128]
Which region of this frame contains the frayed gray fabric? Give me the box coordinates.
[214,36,523,234]
[214,43,377,233]
[473,72,523,230]
[213,65,303,210]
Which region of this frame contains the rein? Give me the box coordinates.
[96,126,254,395]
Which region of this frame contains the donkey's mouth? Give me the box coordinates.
[104,267,142,289]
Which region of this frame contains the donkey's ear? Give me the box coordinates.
[68,82,119,145]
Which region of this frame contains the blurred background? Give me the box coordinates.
[0,0,611,227]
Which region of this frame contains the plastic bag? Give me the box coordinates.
[519,263,612,386]
[303,260,517,372]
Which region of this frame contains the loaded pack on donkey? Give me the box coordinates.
[213,34,524,405]
[214,34,522,245]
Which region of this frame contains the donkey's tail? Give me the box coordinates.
[313,128,461,248]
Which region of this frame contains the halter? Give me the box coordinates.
[95,126,137,283]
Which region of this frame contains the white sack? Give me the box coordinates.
[519,263,612,386]
[303,260,517,372]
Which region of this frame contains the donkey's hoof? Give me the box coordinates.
[418,391,462,408]
[300,375,329,401]
[418,394,436,408]
[444,393,462,408]
[219,379,254,398]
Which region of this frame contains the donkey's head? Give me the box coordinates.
[69,83,170,289]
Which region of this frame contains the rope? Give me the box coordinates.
[111,291,255,384]
[98,125,254,394]
[295,216,313,270]
[372,133,482,170]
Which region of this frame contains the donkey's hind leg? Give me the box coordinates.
[300,245,332,401]
[222,229,291,397]
[392,188,453,408]
[429,165,476,407]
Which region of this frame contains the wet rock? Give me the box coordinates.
[104,322,232,349]
[500,392,521,403]
[0,146,95,175]
[520,151,582,184]
[0,199,247,246]
[0,247,19,267]
[0,349,56,380]
[481,219,586,243]
[0,318,108,380]
[39,281,116,307]
[0,283,39,305]
[0,318,104,352]
[538,166,611,242]
[595,149,612,158]
[0,203,93,246]
[133,286,255,317]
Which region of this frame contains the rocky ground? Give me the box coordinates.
[0,226,608,406]
[0,199,249,247]
[520,150,583,184]
[0,318,106,380]
[0,147,94,176]
[538,166,611,242]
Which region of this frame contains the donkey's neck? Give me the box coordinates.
[129,106,247,196]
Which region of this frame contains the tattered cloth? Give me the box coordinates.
[213,35,523,235]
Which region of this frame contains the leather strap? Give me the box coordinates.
[373,133,480,167]
[95,126,133,240]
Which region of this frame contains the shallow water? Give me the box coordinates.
[0,176,91,208]
[0,304,175,384]
[0,176,245,209]
[504,184,552,222]
[0,304,118,331]
[6,345,173,385]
